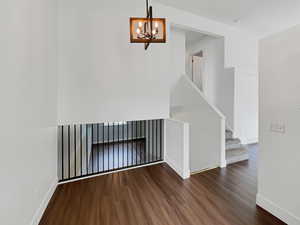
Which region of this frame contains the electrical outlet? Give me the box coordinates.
[270,123,285,134]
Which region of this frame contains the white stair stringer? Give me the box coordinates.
[170,75,226,173]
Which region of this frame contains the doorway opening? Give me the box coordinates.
[191,50,204,91]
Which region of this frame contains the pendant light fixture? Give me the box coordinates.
[129,0,166,50]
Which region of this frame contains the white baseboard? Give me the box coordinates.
[166,156,190,179]
[190,165,219,175]
[256,193,300,225]
[30,178,58,225]
[220,159,227,168]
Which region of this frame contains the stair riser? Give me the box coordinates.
[226,143,243,150]
[225,130,233,139]
[226,133,233,139]
[226,154,249,165]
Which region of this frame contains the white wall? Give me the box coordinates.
[91,122,146,144]
[0,0,58,225]
[170,27,186,87]
[220,68,235,131]
[57,0,171,124]
[228,34,258,143]
[165,119,190,179]
[57,0,258,126]
[186,37,224,104]
[257,24,300,224]
[234,69,258,143]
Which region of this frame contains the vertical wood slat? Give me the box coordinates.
[74,125,76,177]
[122,123,124,168]
[152,120,154,162]
[80,124,82,176]
[148,120,150,163]
[61,126,64,180]
[131,121,133,166]
[113,122,115,169]
[91,124,94,173]
[102,123,104,172]
[127,121,129,167]
[108,122,110,170]
[140,121,142,164]
[161,120,163,160]
[68,125,70,179]
[144,120,146,163]
[135,121,138,165]
[86,124,88,175]
[97,124,99,173]
[118,123,120,168]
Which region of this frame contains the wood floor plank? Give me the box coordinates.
[39,145,286,225]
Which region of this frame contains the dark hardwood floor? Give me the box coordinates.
[40,144,286,225]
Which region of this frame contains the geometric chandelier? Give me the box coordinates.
[129,0,166,50]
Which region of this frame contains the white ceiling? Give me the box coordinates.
[155,0,300,36]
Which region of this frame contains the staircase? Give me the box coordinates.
[170,75,226,172]
[226,129,249,164]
